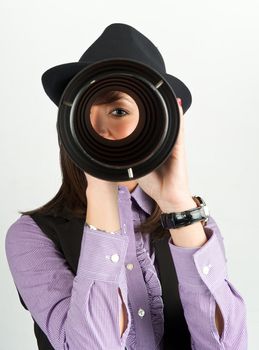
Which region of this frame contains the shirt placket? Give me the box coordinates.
[118,187,157,350]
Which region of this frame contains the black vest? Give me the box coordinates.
[16,212,191,349]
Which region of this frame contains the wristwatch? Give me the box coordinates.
[160,195,210,229]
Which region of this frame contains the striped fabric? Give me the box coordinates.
[5,184,248,349]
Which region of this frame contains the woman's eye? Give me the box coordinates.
[110,108,128,117]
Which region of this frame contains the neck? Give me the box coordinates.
[117,180,138,193]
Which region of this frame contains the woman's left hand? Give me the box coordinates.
[137,98,193,212]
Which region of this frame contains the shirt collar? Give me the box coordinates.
[118,184,156,215]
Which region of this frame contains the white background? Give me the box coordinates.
[1,0,258,348]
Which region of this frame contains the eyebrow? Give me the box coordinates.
[114,97,135,105]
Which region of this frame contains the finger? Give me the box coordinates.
[176,98,184,133]
[176,98,183,115]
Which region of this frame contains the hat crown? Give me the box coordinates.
[78,23,166,74]
[41,23,192,113]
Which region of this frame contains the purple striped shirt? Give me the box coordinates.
[5,184,248,349]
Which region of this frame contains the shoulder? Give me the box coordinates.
[5,214,70,287]
[5,214,56,256]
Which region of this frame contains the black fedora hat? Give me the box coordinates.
[41,23,192,114]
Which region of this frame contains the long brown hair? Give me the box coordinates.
[19,90,169,242]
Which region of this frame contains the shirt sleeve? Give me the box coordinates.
[168,215,248,350]
[5,214,131,350]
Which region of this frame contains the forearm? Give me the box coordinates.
[86,186,127,338]
[67,225,130,348]
[158,196,224,337]
[86,186,121,233]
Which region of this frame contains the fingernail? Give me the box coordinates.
[177,98,182,106]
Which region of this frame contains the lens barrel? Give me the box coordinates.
[57,58,180,182]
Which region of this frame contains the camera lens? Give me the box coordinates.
[57,58,180,182]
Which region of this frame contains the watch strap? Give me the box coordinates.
[160,195,210,229]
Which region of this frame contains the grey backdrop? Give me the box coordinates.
[1,0,258,348]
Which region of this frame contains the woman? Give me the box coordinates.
[5,23,247,349]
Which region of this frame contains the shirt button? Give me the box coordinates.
[202,264,212,275]
[110,254,120,263]
[126,263,134,270]
[138,308,145,318]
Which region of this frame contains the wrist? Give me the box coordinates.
[158,196,197,213]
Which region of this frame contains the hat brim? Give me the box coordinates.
[42,62,192,113]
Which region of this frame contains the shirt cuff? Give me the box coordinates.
[168,217,228,292]
[76,225,129,283]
